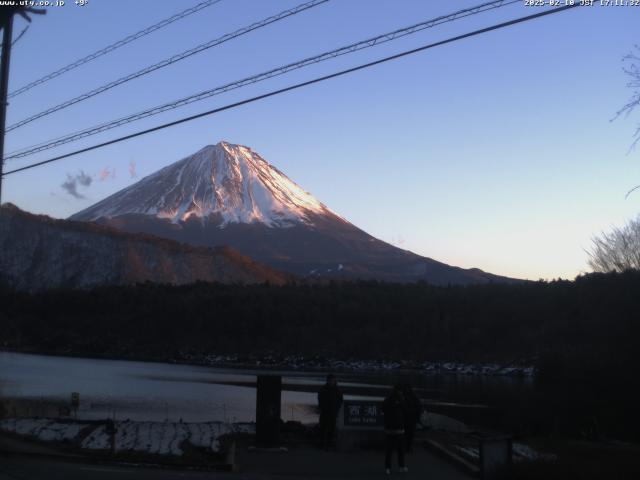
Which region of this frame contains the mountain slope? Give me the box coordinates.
[0,203,288,290]
[71,141,518,285]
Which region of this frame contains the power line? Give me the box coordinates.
[6,0,517,156]
[11,24,28,47]
[0,24,29,49]
[3,4,580,178]
[7,0,223,99]
[6,0,520,159]
[6,0,329,133]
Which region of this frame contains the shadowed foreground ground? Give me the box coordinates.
[0,433,471,480]
[234,438,472,479]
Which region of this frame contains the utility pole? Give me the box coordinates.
[0,6,44,204]
[0,11,14,204]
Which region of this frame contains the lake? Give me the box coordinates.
[0,352,532,424]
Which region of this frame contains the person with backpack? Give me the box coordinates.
[402,383,422,452]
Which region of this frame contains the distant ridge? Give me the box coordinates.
[0,203,289,290]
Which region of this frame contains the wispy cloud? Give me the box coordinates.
[61,170,92,199]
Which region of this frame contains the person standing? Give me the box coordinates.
[383,384,408,474]
[317,374,343,450]
[403,384,422,452]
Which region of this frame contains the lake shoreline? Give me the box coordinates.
[0,346,535,379]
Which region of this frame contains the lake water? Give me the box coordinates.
[0,352,531,424]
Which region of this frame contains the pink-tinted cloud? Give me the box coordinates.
[99,167,116,181]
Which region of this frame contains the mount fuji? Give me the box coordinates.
[71,141,516,285]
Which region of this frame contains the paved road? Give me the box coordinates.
[236,443,473,479]
[0,445,472,480]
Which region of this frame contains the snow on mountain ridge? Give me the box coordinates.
[72,141,336,227]
[69,142,522,285]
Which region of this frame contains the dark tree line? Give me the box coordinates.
[1,272,639,364]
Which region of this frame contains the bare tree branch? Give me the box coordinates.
[625,184,640,200]
[588,216,640,273]
[613,45,640,151]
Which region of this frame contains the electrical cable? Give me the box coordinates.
[2,4,580,177]
[5,0,329,132]
[6,0,519,159]
[8,0,223,98]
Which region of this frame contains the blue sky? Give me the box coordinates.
[2,0,638,280]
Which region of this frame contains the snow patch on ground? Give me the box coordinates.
[454,445,480,460]
[80,420,242,455]
[451,442,557,464]
[82,425,109,449]
[513,442,558,462]
[421,412,470,433]
[1,418,253,456]
[0,418,84,442]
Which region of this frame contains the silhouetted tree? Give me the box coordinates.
[588,216,640,272]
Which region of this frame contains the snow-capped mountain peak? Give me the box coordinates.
[70,140,519,285]
[72,141,336,227]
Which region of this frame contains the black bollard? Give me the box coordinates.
[255,375,282,447]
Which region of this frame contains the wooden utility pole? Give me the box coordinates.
[0,6,44,204]
[0,11,14,204]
